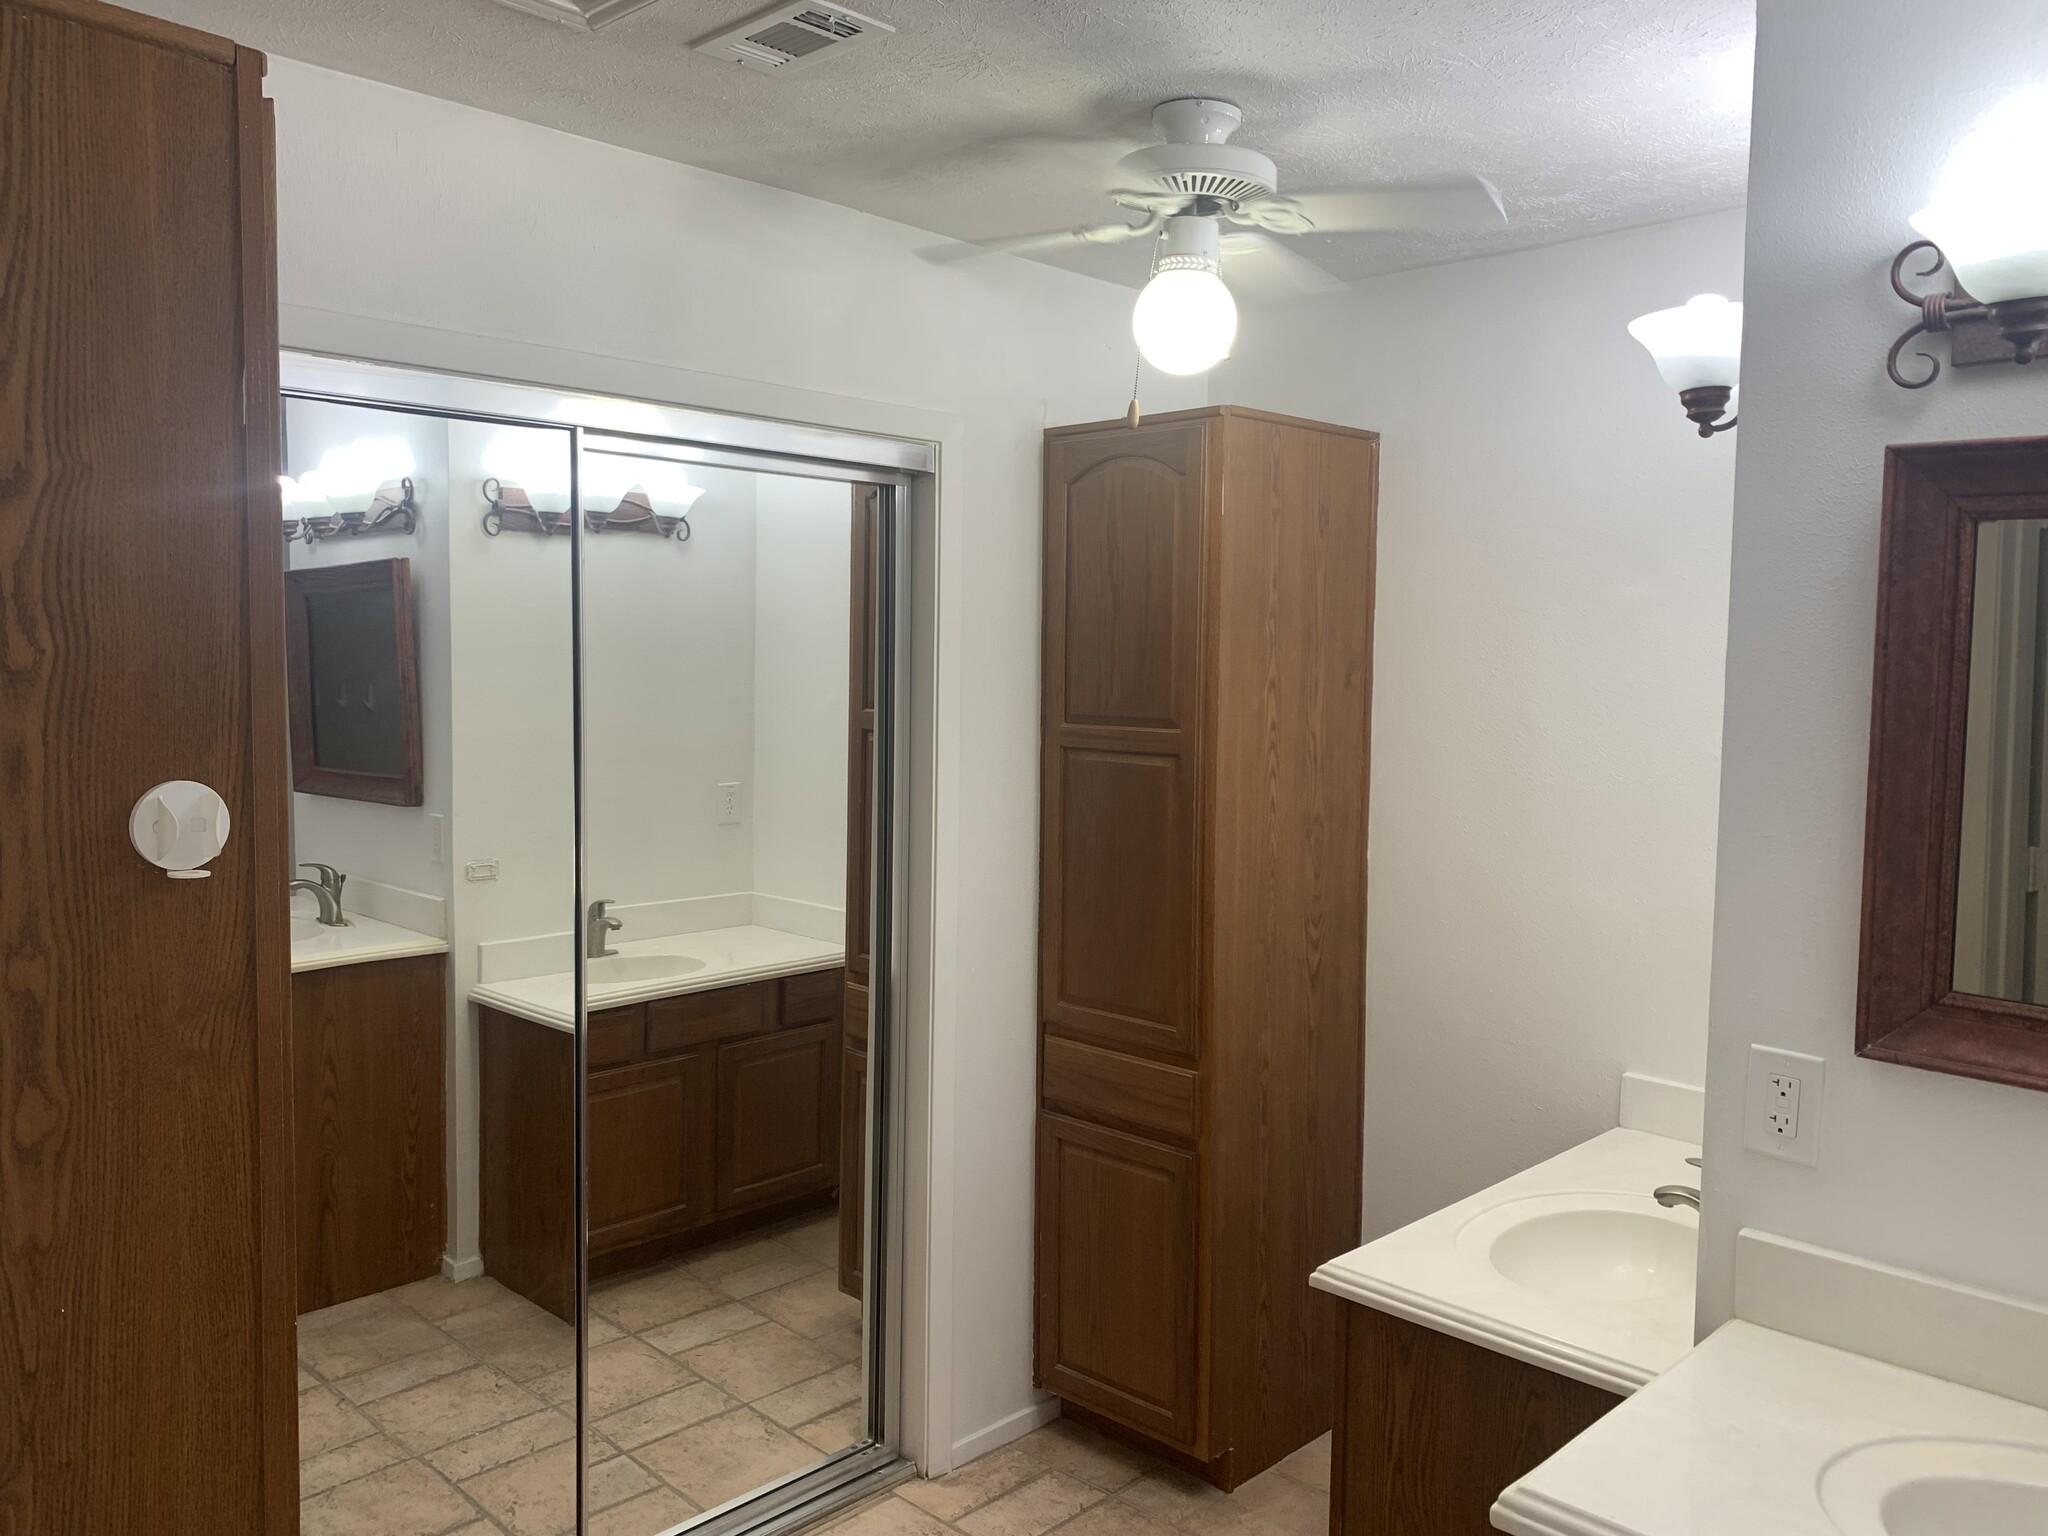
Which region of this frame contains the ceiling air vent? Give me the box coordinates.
[485,0,666,31]
[692,1,894,74]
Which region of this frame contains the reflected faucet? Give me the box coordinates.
[289,877,349,927]
[1654,1154,1703,1212]
[587,899,623,960]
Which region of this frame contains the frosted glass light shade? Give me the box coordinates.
[481,428,572,512]
[1133,268,1238,376]
[582,454,706,515]
[1627,294,1744,391]
[1910,85,2048,304]
[280,436,417,515]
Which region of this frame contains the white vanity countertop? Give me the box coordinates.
[1491,1319,2048,1536]
[1311,1127,1701,1395]
[471,924,845,1031]
[290,914,449,974]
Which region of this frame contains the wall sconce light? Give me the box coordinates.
[1888,85,2048,388]
[283,477,419,543]
[584,486,700,541]
[1627,293,1742,436]
[480,478,575,537]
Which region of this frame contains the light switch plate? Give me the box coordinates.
[1744,1044,1824,1165]
[718,782,743,827]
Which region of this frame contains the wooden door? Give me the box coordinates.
[0,3,294,1530]
[1035,1114,1202,1450]
[589,1052,717,1255]
[1040,426,1208,1061]
[717,1021,840,1211]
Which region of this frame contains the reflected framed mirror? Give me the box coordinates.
[1858,434,2048,1090]
[285,556,425,804]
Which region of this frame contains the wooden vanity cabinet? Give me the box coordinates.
[293,954,447,1314]
[1036,407,1377,1489]
[480,968,843,1321]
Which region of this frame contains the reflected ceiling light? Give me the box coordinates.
[1133,215,1239,377]
[1627,293,1742,437]
[278,436,419,542]
[1889,84,2048,386]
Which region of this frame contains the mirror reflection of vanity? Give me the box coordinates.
[279,375,893,1536]
[1859,435,2048,1090]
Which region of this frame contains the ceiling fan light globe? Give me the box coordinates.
[1133,268,1238,376]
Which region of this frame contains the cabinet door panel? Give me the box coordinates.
[589,1054,715,1254]
[1036,1114,1201,1450]
[717,1021,839,1212]
[1042,427,1206,1061]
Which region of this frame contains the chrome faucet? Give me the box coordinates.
[587,899,623,960]
[1654,1154,1703,1212]
[288,877,349,927]
[298,862,346,908]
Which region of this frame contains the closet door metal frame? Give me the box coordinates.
[279,353,928,1536]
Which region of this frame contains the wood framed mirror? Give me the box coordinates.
[284,557,424,805]
[1859,435,2048,1091]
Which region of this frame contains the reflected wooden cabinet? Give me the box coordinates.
[480,969,842,1322]
[840,487,878,1299]
[1036,407,1377,1489]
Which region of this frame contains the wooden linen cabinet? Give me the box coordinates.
[1035,407,1376,1489]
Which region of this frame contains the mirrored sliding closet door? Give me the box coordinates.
[282,355,922,1536]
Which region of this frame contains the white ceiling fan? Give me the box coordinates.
[927,98,1507,374]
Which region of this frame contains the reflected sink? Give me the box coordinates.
[1821,1438,2048,1536]
[586,953,708,988]
[1460,1195,1697,1303]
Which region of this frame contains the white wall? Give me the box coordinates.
[1212,211,1744,1239]
[1699,0,2048,1323]
[286,397,454,914]
[261,56,1204,1465]
[582,462,759,912]
[753,476,854,926]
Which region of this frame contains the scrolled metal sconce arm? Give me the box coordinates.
[1888,239,2048,388]
[1678,385,1737,437]
[287,477,421,544]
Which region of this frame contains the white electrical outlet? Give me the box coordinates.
[718,782,743,827]
[1744,1044,1824,1165]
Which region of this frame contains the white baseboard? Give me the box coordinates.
[1617,1071,1705,1144]
[1734,1228,2048,1412]
[950,1397,1059,1468]
[442,1252,485,1283]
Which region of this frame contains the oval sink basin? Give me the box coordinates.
[290,916,326,944]
[586,953,707,988]
[1473,1200,1697,1302]
[1821,1438,2048,1536]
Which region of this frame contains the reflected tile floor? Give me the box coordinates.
[815,1421,1331,1536]
[298,1209,860,1536]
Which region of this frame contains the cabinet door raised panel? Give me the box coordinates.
[1035,1112,1202,1451]
[1041,427,1207,1061]
[717,1021,839,1212]
[589,1053,716,1255]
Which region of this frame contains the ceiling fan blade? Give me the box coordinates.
[1217,232,1346,302]
[915,216,1159,265]
[1259,175,1507,236]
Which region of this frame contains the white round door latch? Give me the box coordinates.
[129,780,232,880]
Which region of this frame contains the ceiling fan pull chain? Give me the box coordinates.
[1128,232,1165,428]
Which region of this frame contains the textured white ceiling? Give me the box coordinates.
[130,0,1754,286]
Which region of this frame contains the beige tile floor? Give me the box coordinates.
[815,1421,1330,1536]
[298,1208,863,1536]
[300,1208,1330,1536]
